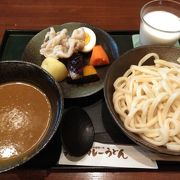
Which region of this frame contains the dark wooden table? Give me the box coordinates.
[0,0,180,179]
[0,0,148,42]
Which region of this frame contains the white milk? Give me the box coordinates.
[140,11,180,45]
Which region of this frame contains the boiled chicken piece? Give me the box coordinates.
[40,27,86,59]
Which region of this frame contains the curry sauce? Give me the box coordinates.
[0,82,51,161]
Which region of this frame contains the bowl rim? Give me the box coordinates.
[104,45,180,156]
[0,60,64,173]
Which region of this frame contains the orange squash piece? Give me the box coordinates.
[83,65,97,76]
[89,45,109,66]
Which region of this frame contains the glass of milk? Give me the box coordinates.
[140,0,180,46]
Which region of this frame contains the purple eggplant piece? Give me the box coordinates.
[67,53,84,80]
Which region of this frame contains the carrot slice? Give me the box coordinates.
[89,45,109,66]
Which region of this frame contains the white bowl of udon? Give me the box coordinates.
[104,45,180,155]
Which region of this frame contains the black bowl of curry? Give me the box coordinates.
[0,61,63,173]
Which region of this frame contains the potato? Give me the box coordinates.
[41,57,68,81]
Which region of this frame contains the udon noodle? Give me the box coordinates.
[113,53,180,151]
